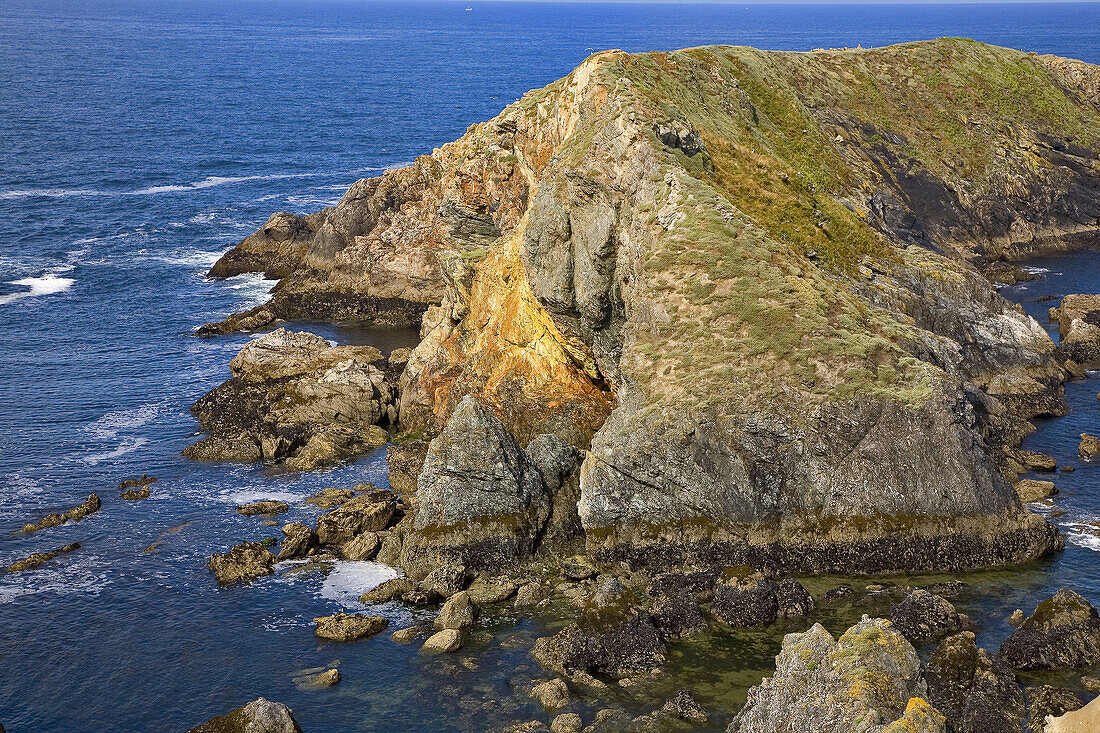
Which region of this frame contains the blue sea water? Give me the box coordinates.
[1,1,1099,731]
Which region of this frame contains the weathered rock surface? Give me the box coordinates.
[6,543,80,572]
[316,491,396,546]
[729,617,942,732]
[891,589,971,642]
[313,612,388,642]
[305,486,355,509]
[205,40,1099,576]
[421,629,463,654]
[661,690,709,725]
[397,397,551,577]
[434,591,478,630]
[1016,479,1058,503]
[775,578,815,618]
[926,631,1024,733]
[1079,434,1100,460]
[1044,694,1100,732]
[277,522,317,561]
[1028,686,1082,733]
[531,678,570,710]
[183,329,392,471]
[1000,589,1100,670]
[120,475,156,500]
[185,697,303,733]
[340,531,381,560]
[208,542,275,585]
[359,577,416,604]
[709,568,779,628]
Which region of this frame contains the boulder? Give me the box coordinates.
[399,397,550,577]
[515,581,551,608]
[890,589,971,642]
[421,629,463,654]
[305,486,355,509]
[926,631,1024,733]
[729,617,940,733]
[1018,451,1058,472]
[315,668,341,686]
[550,714,582,733]
[531,678,570,710]
[775,578,815,618]
[435,591,478,630]
[1079,434,1100,460]
[1027,686,1081,733]
[560,555,599,581]
[419,564,470,598]
[184,329,393,471]
[341,531,381,561]
[390,627,420,644]
[185,697,303,733]
[312,612,388,642]
[121,485,150,500]
[66,494,101,521]
[236,501,288,516]
[1000,589,1100,670]
[466,576,518,604]
[651,591,707,639]
[1016,480,1058,503]
[6,543,80,572]
[359,577,416,604]
[316,492,396,546]
[661,690,709,724]
[709,567,779,628]
[532,613,666,678]
[208,542,275,585]
[277,522,317,561]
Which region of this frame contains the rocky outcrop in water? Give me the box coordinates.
[999,588,1100,670]
[183,329,392,471]
[186,697,303,733]
[207,542,275,585]
[926,631,1024,733]
[21,494,100,533]
[890,589,972,642]
[201,40,1100,577]
[313,612,388,642]
[728,616,944,732]
[6,542,80,572]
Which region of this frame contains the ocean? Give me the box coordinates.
[1,1,1099,730]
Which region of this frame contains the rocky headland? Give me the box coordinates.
[189,38,1100,731]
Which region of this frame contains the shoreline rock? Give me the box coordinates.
[208,542,275,585]
[186,697,303,733]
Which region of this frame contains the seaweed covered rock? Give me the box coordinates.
[775,578,815,618]
[728,617,938,733]
[208,542,275,585]
[709,567,779,628]
[532,613,667,678]
[22,494,100,532]
[999,589,1100,670]
[183,329,392,471]
[891,589,971,642]
[185,697,303,733]
[926,631,1024,733]
[6,543,80,572]
[399,397,550,577]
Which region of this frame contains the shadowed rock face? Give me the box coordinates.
[202,39,1100,574]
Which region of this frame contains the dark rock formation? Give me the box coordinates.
[183,329,392,471]
[775,578,815,618]
[22,494,100,533]
[207,542,275,585]
[999,588,1100,670]
[729,617,944,732]
[532,613,667,678]
[661,690,709,725]
[185,697,303,733]
[891,588,971,642]
[651,591,707,639]
[236,500,288,516]
[709,567,779,628]
[926,631,1024,733]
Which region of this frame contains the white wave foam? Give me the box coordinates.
[1066,530,1100,552]
[0,274,75,305]
[1022,266,1051,274]
[88,403,162,440]
[223,489,307,505]
[149,249,225,267]
[0,188,105,200]
[0,555,111,605]
[319,561,400,607]
[81,437,149,465]
[0,172,324,200]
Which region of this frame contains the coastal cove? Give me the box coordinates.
[4,2,1100,732]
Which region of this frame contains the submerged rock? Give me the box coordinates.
[421,629,463,654]
[183,329,393,472]
[999,589,1100,670]
[890,588,971,642]
[207,542,275,585]
[729,617,939,733]
[185,696,303,733]
[312,612,388,642]
[6,543,80,572]
[531,678,570,710]
[661,690,709,724]
[549,713,582,733]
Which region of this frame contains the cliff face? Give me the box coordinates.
[204,39,1100,573]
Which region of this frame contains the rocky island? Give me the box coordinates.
[188,39,1100,730]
